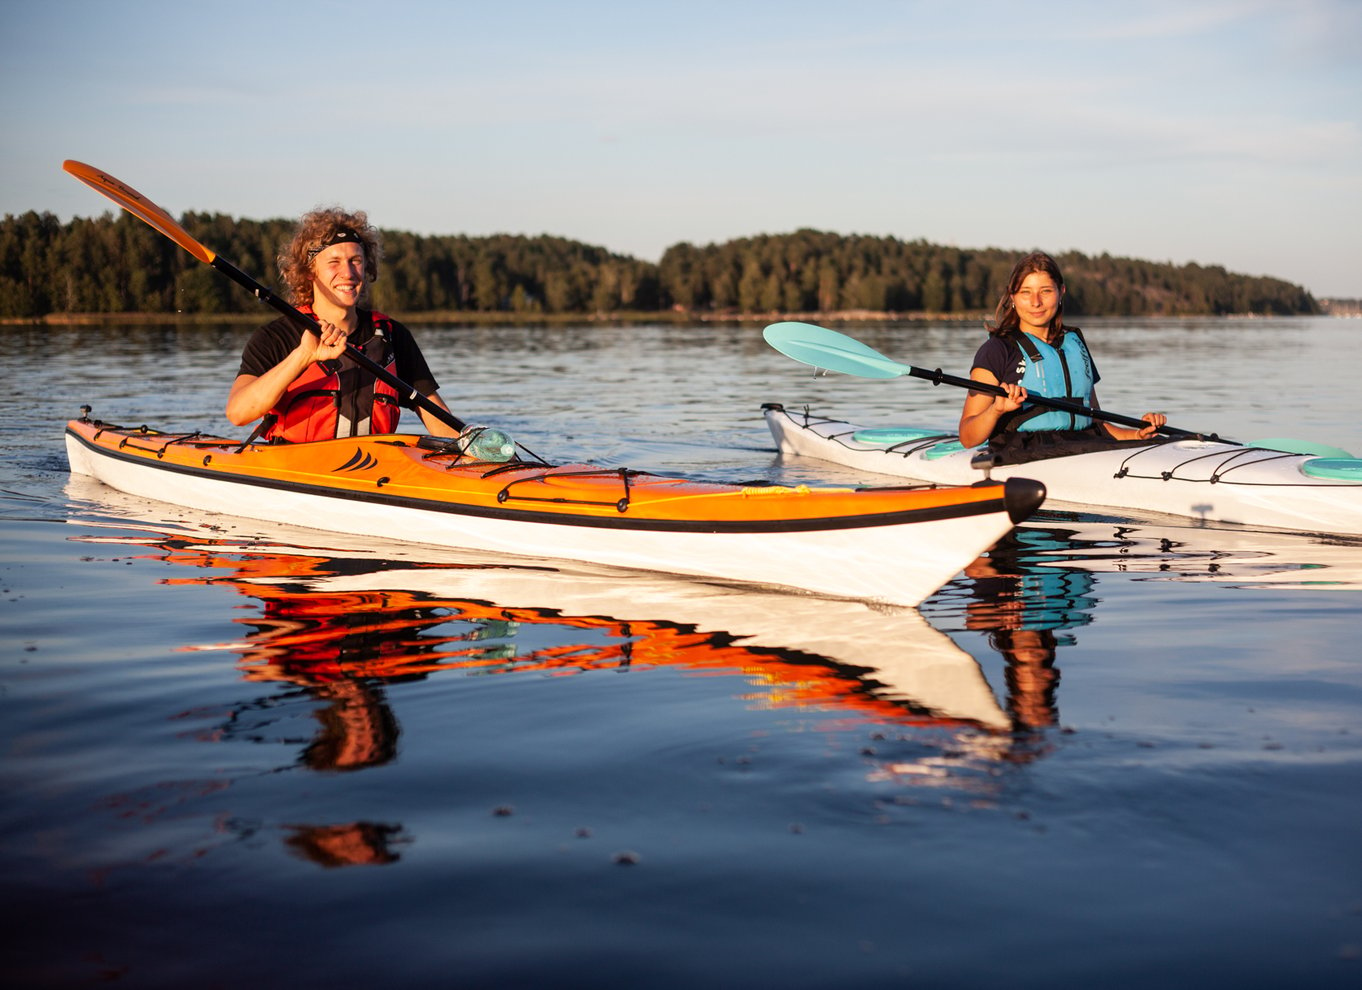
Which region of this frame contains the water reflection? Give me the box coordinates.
[62,479,1362,866]
[132,530,1014,730]
[64,482,1058,844]
[917,526,1101,740]
[927,514,1362,734]
[283,822,405,868]
[1008,512,1362,590]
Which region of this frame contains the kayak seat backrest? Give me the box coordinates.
[1300,457,1362,482]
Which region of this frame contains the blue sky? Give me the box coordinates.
[3,0,1359,297]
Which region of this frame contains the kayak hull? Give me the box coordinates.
[66,418,1045,607]
[764,404,1362,535]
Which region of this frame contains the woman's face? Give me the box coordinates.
[1011,271,1063,335]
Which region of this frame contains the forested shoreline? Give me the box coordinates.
[1,210,1319,321]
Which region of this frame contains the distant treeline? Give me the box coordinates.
[1319,298,1361,317]
[0,210,1319,319]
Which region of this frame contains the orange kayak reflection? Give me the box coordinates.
[135,530,1014,732]
[65,475,1022,735]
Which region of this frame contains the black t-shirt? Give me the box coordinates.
[238,310,440,405]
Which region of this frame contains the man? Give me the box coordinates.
[226,208,460,442]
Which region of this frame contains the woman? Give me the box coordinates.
[226,208,461,442]
[958,251,1165,459]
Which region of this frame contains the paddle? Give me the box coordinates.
[61,160,465,434]
[763,320,1226,443]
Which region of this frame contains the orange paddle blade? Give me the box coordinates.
[62,160,215,265]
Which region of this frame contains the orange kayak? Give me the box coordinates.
[65,415,1044,606]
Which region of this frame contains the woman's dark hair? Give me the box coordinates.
[987,250,1066,338]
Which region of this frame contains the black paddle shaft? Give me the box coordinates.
[211,254,466,434]
[902,363,1222,442]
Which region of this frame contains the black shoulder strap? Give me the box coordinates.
[362,310,395,364]
[1013,329,1087,362]
[1013,332,1041,363]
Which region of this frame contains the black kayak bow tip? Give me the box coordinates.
[1002,476,1047,524]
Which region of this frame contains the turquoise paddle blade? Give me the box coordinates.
[762,322,908,379]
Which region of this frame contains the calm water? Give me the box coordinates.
[3,317,1361,988]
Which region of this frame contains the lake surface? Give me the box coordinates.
[3,316,1361,988]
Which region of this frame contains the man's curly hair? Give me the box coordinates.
[277,207,382,306]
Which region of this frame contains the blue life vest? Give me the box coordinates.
[1005,330,1096,432]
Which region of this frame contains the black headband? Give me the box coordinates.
[307,227,364,263]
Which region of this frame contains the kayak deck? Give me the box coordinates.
[765,403,1362,535]
[68,418,1031,529]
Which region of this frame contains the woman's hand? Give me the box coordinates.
[960,373,1027,448]
[994,382,1028,413]
[1135,411,1167,439]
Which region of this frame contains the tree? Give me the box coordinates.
[0,212,1320,319]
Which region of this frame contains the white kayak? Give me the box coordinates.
[764,403,1362,536]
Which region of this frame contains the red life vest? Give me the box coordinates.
[264,309,403,443]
